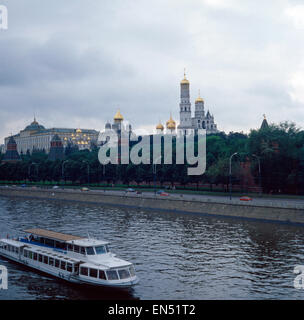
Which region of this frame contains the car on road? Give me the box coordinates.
[160,192,169,196]
[156,190,169,196]
[240,196,252,201]
[126,188,135,192]
[81,187,90,191]
[52,186,59,189]
[21,184,27,188]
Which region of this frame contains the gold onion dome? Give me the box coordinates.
[166,115,176,129]
[114,109,124,121]
[195,91,204,103]
[76,128,82,133]
[180,76,189,85]
[180,69,189,85]
[156,123,164,130]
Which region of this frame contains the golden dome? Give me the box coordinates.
[156,123,164,130]
[114,109,124,121]
[166,115,176,129]
[180,68,189,85]
[195,91,204,103]
[76,128,82,133]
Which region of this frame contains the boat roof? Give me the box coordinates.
[24,228,84,242]
[66,238,109,247]
[0,239,27,248]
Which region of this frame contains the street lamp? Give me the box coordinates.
[62,160,69,184]
[153,155,162,195]
[229,152,238,200]
[153,163,157,195]
[102,164,106,191]
[28,162,38,182]
[82,160,90,185]
[252,154,261,197]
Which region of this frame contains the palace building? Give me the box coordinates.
[4,118,99,154]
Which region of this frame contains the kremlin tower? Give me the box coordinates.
[2,136,21,163]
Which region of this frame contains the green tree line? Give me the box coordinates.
[1,121,304,194]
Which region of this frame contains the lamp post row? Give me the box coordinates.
[62,160,106,185]
[229,152,262,200]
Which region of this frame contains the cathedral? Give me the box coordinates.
[156,72,218,135]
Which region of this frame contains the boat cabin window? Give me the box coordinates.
[43,256,48,264]
[80,267,88,276]
[24,250,28,257]
[45,239,55,247]
[86,247,95,255]
[73,245,80,253]
[67,263,73,272]
[60,261,66,270]
[80,247,85,255]
[89,268,98,278]
[55,241,66,250]
[33,253,37,261]
[118,269,130,280]
[106,270,119,280]
[99,270,106,280]
[95,246,106,254]
[38,254,43,262]
[67,244,73,251]
[9,246,18,254]
[28,251,33,259]
[49,258,54,266]
[55,259,60,268]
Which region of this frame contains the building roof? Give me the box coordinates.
[2,136,21,162]
[180,69,190,85]
[24,228,84,242]
[166,115,176,129]
[51,134,62,142]
[24,118,45,132]
[195,91,204,103]
[156,122,164,130]
[260,115,269,130]
[114,110,124,121]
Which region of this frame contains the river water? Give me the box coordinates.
[0,196,304,300]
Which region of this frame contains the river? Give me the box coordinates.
[0,196,304,300]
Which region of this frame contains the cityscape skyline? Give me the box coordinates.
[1,1,304,144]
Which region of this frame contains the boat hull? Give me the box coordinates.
[0,249,138,288]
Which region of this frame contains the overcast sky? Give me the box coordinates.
[1,0,304,142]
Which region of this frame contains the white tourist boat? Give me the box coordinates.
[0,228,139,288]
